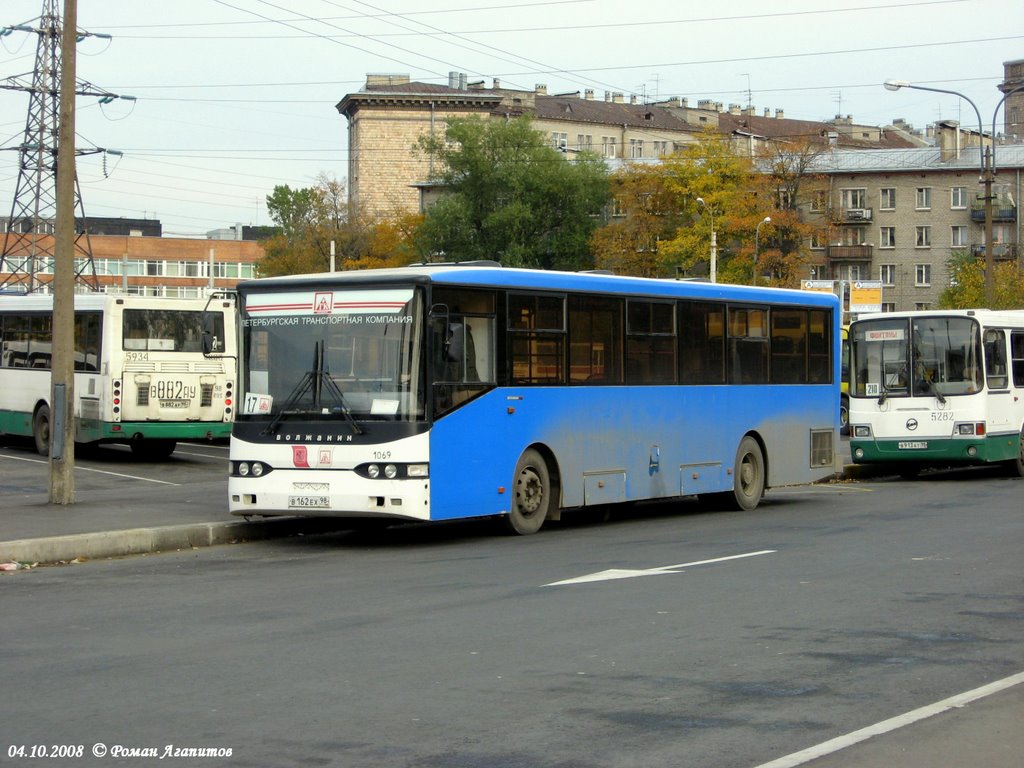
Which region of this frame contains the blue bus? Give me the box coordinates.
[229,264,840,534]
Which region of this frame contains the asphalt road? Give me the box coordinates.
[2,460,1022,767]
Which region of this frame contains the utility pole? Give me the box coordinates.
[50,0,77,504]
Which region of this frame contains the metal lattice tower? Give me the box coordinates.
[0,0,120,292]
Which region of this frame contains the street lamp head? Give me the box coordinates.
[761,216,771,226]
[883,79,910,91]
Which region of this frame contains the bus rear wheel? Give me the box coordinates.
[506,448,552,535]
[32,404,51,457]
[1009,427,1024,478]
[719,436,765,511]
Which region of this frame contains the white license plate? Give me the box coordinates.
[898,441,928,450]
[288,495,330,509]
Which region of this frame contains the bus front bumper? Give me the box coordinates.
[229,470,431,521]
[850,433,1019,464]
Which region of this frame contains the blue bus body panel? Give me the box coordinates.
[428,383,837,521]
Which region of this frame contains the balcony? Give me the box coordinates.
[826,244,873,261]
[836,207,872,223]
[971,243,1019,261]
[970,202,1016,222]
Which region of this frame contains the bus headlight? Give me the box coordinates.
[367,464,380,479]
[384,464,398,479]
[853,425,872,438]
[233,461,271,477]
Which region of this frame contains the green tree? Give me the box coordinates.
[415,116,609,270]
[589,163,682,277]
[259,174,418,276]
[656,130,777,284]
[939,250,1024,308]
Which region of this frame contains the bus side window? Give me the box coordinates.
[983,329,1008,389]
[1011,332,1024,388]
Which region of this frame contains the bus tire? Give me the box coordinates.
[839,394,850,435]
[726,436,765,511]
[1008,427,1024,478]
[506,448,552,535]
[130,439,177,461]
[32,404,51,457]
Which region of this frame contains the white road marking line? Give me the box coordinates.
[751,670,1024,768]
[0,453,180,485]
[544,549,777,587]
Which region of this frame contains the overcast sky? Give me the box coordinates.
[1,0,1021,238]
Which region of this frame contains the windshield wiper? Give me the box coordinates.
[262,341,364,436]
[919,377,947,404]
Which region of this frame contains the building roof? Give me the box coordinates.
[806,144,1024,173]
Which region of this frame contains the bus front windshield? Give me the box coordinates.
[239,287,425,423]
[851,316,983,399]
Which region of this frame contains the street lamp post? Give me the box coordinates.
[753,216,771,286]
[883,79,1024,306]
[696,197,718,283]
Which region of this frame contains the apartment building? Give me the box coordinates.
[337,73,914,218]
[0,221,263,296]
[803,128,1023,311]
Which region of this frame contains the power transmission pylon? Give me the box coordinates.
[1,0,123,293]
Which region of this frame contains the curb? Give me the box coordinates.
[0,517,346,566]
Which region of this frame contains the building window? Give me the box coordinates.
[810,190,828,212]
[916,187,931,210]
[951,225,968,247]
[602,136,617,158]
[915,264,931,286]
[914,302,931,311]
[840,188,866,209]
[880,264,896,286]
[629,139,644,158]
[879,188,896,210]
[551,132,568,150]
[576,134,593,152]
[879,226,895,248]
[915,225,931,248]
[810,231,826,249]
[881,302,896,313]
[950,186,968,209]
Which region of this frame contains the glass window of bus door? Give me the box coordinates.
[1011,332,1024,388]
[430,288,496,416]
[74,312,101,372]
[851,318,912,399]
[983,329,1008,390]
[907,316,981,397]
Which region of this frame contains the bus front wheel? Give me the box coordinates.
[506,448,552,535]
[32,404,51,457]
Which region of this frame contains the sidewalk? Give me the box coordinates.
[0,443,344,567]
